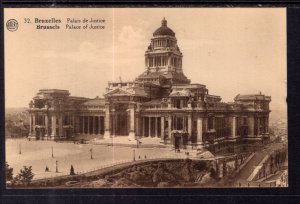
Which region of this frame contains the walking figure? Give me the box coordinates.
[144,155,147,159]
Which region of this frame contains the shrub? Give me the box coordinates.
[70,165,75,175]
[6,162,13,182]
[15,166,34,186]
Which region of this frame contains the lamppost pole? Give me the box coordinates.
[51,146,54,158]
[90,148,93,160]
[19,143,21,155]
[56,160,58,173]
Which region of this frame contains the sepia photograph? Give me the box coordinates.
[4,8,287,188]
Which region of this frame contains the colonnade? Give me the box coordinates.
[140,116,161,138]
[28,112,75,140]
[78,116,104,135]
[138,115,203,144]
[28,111,270,142]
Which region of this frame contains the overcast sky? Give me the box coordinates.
[5,8,286,113]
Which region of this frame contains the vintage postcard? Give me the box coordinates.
[4,8,287,188]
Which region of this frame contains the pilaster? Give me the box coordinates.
[128,103,136,140]
[104,104,111,139]
[197,117,203,145]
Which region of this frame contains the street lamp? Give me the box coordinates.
[90,148,93,160]
[19,143,21,155]
[51,146,54,158]
[55,160,58,173]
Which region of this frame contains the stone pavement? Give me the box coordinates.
[73,135,168,148]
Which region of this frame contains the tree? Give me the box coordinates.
[70,165,75,175]
[5,162,13,182]
[15,166,34,186]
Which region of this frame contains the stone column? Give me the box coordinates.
[188,114,192,137]
[257,117,260,136]
[136,116,140,137]
[155,117,158,138]
[232,116,236,137]
[265,117,269,133]
[58,115,63,138]
[168,115,172,140]
[98,116,101,135]
[104,105,111,139]
[111,113,115,137]
[81,116,85,134]
[115,114,118,135]
[71,115,75,137]
[32,113,36,138]
[148,117,151,137]
[87,116,90,135]
[160,56,163,67]
[197,117,203,144]
[45,114,49,138]
[204,118,208,132]
[75,116,79,134]
[142,117,145,137]
[29,113,32,137]
[167,54,172,69]
[128,104,136,140]
[180,100,183,109]
[168,99,172,108]
[51,114,57,139]
[92,116,95,134]
[161,116,165,142]
[248,117,254,137]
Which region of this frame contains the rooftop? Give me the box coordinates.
[235,94,271,101]
[82,97,105,106]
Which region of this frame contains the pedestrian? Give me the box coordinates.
[145,155,147,159]
[139,155,141,159]
[45,166,49,172]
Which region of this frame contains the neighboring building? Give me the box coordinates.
[27,18,271,152]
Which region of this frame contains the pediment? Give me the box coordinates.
[105,88,132,96]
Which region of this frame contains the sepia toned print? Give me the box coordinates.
[4,8,287,188]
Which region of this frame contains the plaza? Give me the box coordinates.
[6,138,190,180]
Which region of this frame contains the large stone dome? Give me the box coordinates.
[153,18,175,37]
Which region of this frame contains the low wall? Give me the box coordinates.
[247,147,287,181]
[215,153,253,178]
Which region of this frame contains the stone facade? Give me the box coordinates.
[27,18,271,152]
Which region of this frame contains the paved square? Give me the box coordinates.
[6,138,182,179]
